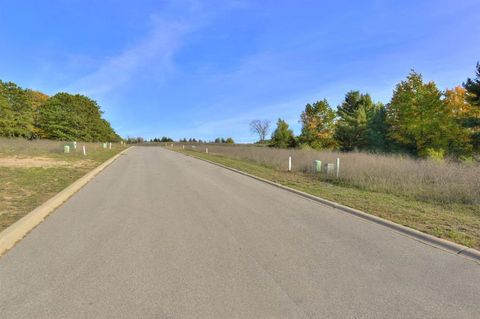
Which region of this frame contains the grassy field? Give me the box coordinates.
[0,138,127,232]
[173,145,480,249]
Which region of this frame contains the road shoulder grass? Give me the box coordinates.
[177,148,480,250]
[0,147,125,232]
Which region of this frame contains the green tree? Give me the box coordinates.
[464,62,480,106]
[160,136,174,142]
[299,99,336,149]
[364,103,389,152]
[386,71,455,158]
[334,91,375,151]
[26,90,49,138]
[463,62,480,151]
[225,137,234,144]
[0,81,34,138]
[271,118,296,148]
[37,93,119,142]
[443,86,474,156]
[0,93,13,136]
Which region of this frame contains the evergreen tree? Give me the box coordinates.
[464,62,480,106]
[299,99,336,149]
[463,62,480,151]
[334,91,375,151]
[364,103,389,152]
[271,118,296,148]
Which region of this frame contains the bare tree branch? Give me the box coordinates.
[249,119,271,143]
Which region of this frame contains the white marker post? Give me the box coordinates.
[109,142,112,149]
[206,148,208,154]
[288,156,292,172]
[82,145,87,156]
[182,145,185,150]
[336,158,340,178]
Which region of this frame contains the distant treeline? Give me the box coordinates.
[135,137,235,144]
[263,64,480,159]
[0,80,120,142]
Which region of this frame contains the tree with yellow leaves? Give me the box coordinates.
[299,99,337,149]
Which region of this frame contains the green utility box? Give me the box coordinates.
[325,163,335,175]
[314,160,322,173]
[64,145,70,153]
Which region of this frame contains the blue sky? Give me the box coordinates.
[1,0,479,142]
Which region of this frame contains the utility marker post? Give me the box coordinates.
[73,141,77,149]
[206,148,208,154]
[109,142,112,149]
[336,158,340,178]
[82,145,87,156]
[314,160,322,173]
[182,145,185,150]
[288,156,292,172]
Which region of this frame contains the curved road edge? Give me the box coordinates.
[0,147,132,258]
[172,148,480,264]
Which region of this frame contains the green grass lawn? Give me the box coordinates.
[177,148,480,250]
[0,147,125,232]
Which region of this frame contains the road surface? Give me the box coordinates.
[1,147,479,318]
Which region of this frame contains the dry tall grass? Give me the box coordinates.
[186,144,480,206]
[0,137,116,157]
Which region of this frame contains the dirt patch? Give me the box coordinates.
[0,156,92,168]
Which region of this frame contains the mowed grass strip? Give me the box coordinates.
[177,148,480,250]
[0,146,124,232]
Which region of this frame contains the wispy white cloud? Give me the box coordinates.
[66,17,191,97]
[65,0,252,98]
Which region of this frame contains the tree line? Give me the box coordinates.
[257,64,480,159]
[152,137,235,144]
[0,80,120,142]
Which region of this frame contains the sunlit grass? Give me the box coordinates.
[180,144,480,206]
[0,138,126,232]
[175,146,480,249]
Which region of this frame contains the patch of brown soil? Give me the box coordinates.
[0,156,71,168]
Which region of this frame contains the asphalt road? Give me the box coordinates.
[1,147,479,318]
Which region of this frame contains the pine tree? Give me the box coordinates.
[271,119,296,148]
[334,91,375,151]
[464,62,480,106]
[463,62,480,151]
[364,103,389,152]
